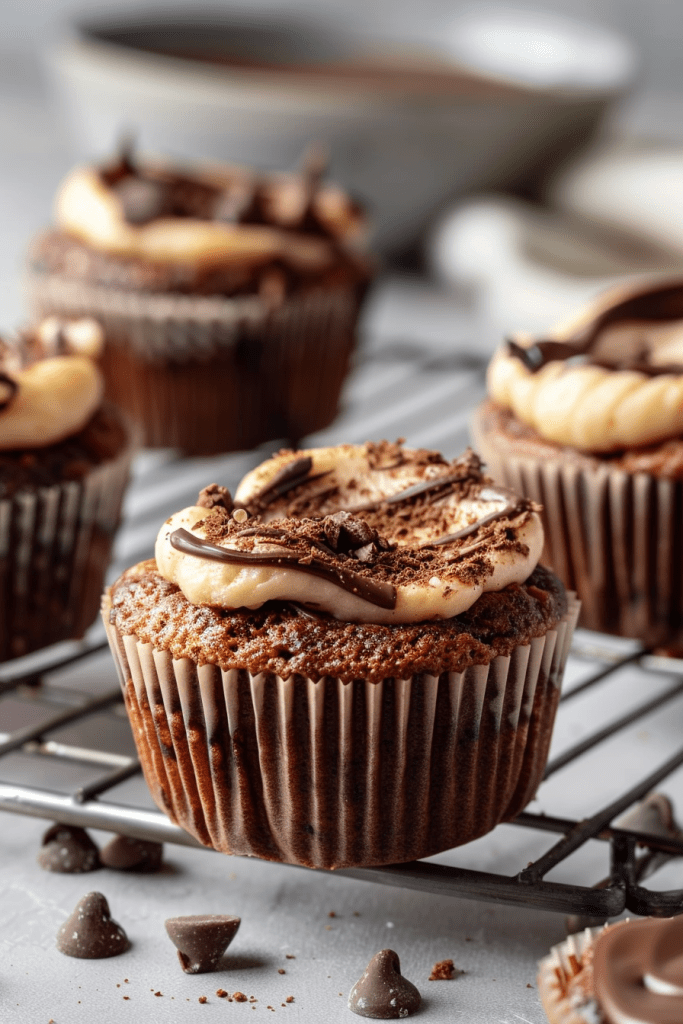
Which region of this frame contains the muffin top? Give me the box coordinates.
[0,316,104,450]
[49,145,368,282]
[154,443,545,625]
[488,278,683,453]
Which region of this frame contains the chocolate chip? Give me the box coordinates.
[322,511,376,554]
[165,915,241,974]
[56,892,130,959]
[113,176,170,225]
[99,835,163,872]
[348,949,421,1019]
[38,823,100,874]
[196,484,233,512]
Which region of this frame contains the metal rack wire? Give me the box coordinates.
[1,330,683,919]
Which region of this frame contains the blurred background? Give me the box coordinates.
[5,0,683,342]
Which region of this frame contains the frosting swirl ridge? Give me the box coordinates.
[488,278,683,453]
[155,443,544,624]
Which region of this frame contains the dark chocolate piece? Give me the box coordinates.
[99,834,163,872]
[170,527,397,609]
[196,484,233,512]
[322,511,376,553]
[56,892,130,959]
[348,949,421,1019]
[38,823,100,874]
[0,372,18,413]
[165,914,241,974]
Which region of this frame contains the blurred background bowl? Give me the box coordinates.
[51,7,636,258]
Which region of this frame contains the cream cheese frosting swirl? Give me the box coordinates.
[488,278,683,453]
[155,443,544,624]
[0,317,104,449]
[55,152,365,273]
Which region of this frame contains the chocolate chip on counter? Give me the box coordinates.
[165,915,241,974]
[100,835,163,872]
[56,892,130,959]
[348,949,421,1019]
[38,823,100,874]
[196,484,233,512]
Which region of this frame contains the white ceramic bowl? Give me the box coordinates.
[50,10,635,255]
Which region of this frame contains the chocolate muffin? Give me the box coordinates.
[537,917,683,1023]
[28,146,373,453]
[104,442,578,869]
[1,316,135,659]
[472,277,683,643]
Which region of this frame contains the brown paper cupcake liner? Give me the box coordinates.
[472,417,683,641]
[28,272,362,453]
[537,927,603,1024]
[0,427,135,661]
[103,594,579,869]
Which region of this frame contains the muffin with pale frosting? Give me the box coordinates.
[537,916,683,1024]
[28,146,372,453]
[103,440,578,869]
[1,316,135,659]
[472,278,683,642]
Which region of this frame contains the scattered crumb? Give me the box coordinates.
[286,996,294,1003]
[123,996,129,1001]
[328,912,336,918]
[278,969,286,975]
[234,993,248,1002]
[199,996,207,1004]
[429,959,459,981]
[465,937,472,942]
[353,912,360,917]
[124,979,129,984]
[116,984,120,988]
[286,955,296,959]
[324,925,332,931]
[154,992,163,997]
[216,989,228,998]
[527,983,533,989]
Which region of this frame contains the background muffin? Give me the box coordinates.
[104,442,578,869]
[1,316,135,659]
[473,277,683,643]
[28,146,373,454]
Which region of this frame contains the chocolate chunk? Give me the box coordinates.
[165,914,241,974]
[322,511,376,553]
[196,484,233,512]
[348,949,421,1019]
[38,823,100,874]
[56,892,130,959]
[99,835,163,872]
[113,176,170,225]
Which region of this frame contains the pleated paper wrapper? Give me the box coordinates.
[473,411,683,643]
[103,593,579,870]
[1,423,135,660]
[29,273,362,453]
[537,927,605,1024]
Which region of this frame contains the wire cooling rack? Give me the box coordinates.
[2,316,683,920]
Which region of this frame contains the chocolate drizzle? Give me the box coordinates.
[427,487,526,547]
[248,457,330,509]
[507,280,683,376]
[170,527,397,609]
[0,372,18,413]
[352,468,476,513]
